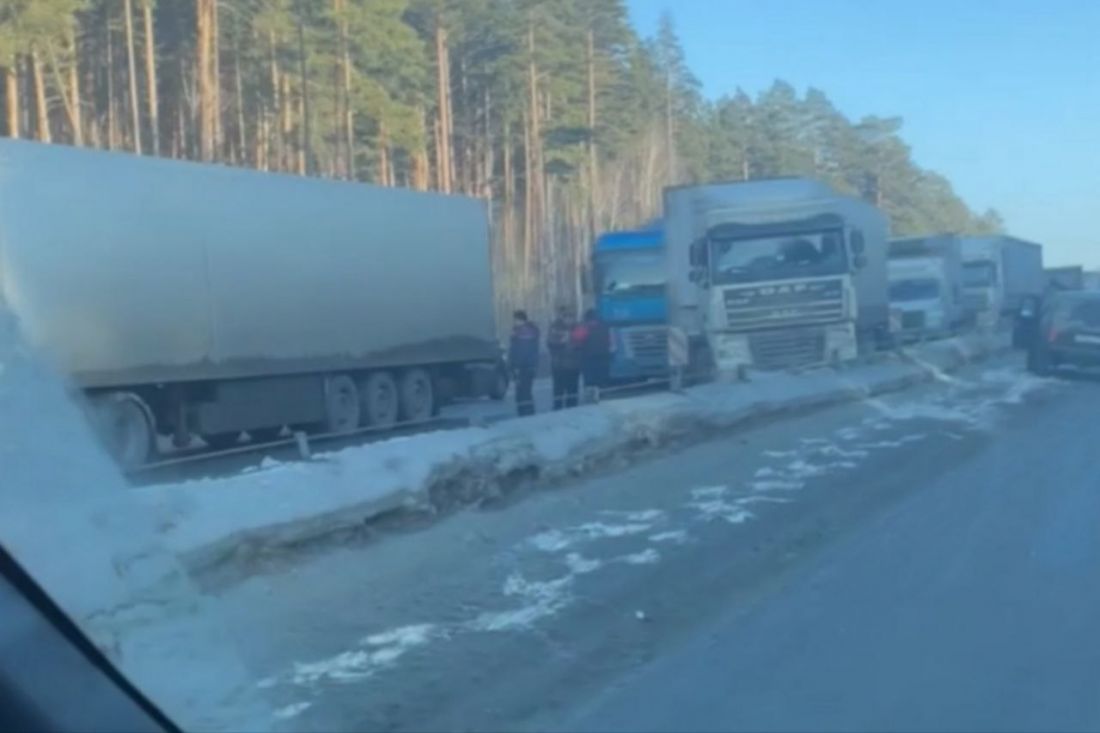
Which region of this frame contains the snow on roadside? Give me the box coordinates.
[139,332,1013,578]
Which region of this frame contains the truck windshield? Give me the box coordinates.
[889,278,940,302]
[597,251,665,297]
[962,261,997,287]
[710,230,846,285]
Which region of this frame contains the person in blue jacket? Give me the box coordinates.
[508,309,541,416]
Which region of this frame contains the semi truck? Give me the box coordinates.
[664,178,890,374]
[592,225,668,382]
[960,236,1043,325]
[1044,266,1084,292]
[0,140,506,468]
[887,234,968,340]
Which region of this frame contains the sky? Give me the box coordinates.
[627,0,1100,267]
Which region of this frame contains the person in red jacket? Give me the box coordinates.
[573,308,612,402]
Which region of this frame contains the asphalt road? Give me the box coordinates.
[206,355,1100,732]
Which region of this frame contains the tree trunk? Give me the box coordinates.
[67,31,83,145]
[4,63,18,138]
[525,18,542,289]
[378,119,391,186]
[585,28,598,240]
[233,24,246,164]
[123,0,142,153]
[522,107,533,290]
[196,0,215,160]
[45,40,83,145]
[296,17,311,175]
[335,0,354,178]
[30,49,50,143]
[142,0,160,154]
[433,20,452,193]
[664,68,675,182]
[211,0,221,155]
[280,72,292,171]
[267,32,281,168]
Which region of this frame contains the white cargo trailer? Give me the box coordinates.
[0,141,505,467]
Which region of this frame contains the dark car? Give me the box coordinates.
[1026,290,1100,375]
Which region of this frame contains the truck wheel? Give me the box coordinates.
[358,371,398,428]
[399,368,435,422]
[489,366,510,400]
[1026,345,1052,376]
[323,375,361,434]
[91,392,154,470]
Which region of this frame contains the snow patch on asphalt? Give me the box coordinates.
[620,548,661,565]
[749,478,806,492]
[688,486,755,525]
[470,574,573,632]
[565,553,603,575]
[272,702,312,721]
[286,623,440,685]
[601,508,666,523]
[649,530,690,544]
[528,520,654,553]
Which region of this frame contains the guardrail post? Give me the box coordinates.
[294,430,311,459]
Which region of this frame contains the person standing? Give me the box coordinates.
[575,308,612,403]
[508,309,540,416]
[547,305,580,409]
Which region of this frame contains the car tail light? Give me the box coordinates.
[1048,327,1059,343]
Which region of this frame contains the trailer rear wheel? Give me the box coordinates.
[358,372,398,428]
[90,392,154,470]
[399,368,435,422]
[323,375,361,434]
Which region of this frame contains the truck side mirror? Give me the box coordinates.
[850,230,866,254]
[853,253,868,269]
[689,238,706,267]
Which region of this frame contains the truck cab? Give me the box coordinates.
[665,179,890,374]
[887,235,966,340]
[960,236,1043,328]
[593,227,668,383]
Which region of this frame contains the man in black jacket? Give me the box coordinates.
[508,310,540,416]
[547,305,580,409]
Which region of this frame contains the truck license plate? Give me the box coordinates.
[1075,334,1100,345]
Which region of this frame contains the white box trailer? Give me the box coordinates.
[0,141,505,466]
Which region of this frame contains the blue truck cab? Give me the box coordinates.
[593,226,669,382]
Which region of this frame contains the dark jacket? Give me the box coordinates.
[572,319,612,364]
[509,321,541,371]
[547,317,579,370]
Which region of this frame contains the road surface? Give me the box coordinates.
[204,356,1100,731]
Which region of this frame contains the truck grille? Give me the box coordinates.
[901,311,925,330]
[749,326,826,370]
[625,327,667,365]
[723,279,845,331]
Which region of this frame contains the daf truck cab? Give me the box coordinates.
[665,178,890,374]
[593,226,668,383]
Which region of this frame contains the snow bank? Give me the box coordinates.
[139,332,1007,578]
[0,312,274,731]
